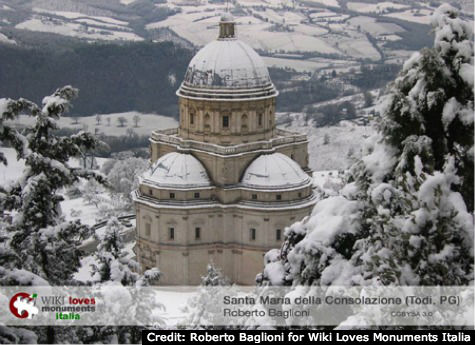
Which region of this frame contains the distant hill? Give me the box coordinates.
[0,40,193,116]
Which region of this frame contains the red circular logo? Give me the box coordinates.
[9,292,34,319]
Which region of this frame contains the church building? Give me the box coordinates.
[133,14,317,285]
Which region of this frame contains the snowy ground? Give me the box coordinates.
[263,55,353,72]
[384,9,434,25]
[347,2,409,14]
[147,3,382,61]
[281,114,374,171]
[14,8,143,42]
[9,112,178,137]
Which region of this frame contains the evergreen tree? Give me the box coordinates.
[0,86,105,285]
[261,5,473,291]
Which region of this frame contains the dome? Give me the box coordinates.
[177,16,278,101]
[220,13,234,22]
[241,153,311,190]
[141,152,211,189]
[183,40,272,89]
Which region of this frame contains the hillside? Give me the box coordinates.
[0,41,192,116]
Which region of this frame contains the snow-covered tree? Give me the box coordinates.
[92,217,139,285]
[83,178,106,208]
[0,86,105,285]
[132,114,141,128]
[200,263,231,287]
[261,5,473,289]
[106,157,149,204]
[183,263,231,329]
[117,116,127,127]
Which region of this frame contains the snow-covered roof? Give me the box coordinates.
[141,152,211,189]
[176,17,278,101]
[241,153,311,190]
[183,39,271,88]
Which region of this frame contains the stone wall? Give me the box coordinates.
[135,202,314,285]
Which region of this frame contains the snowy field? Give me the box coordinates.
[305,0,340,7]
[347,16,404,37]
[347,2,409,14]
[276,110,375,172]
[145,0,395,61]
[263,56,353,72]
[10,112,178,137]
[384,9,434,25]
[147,13,339,55]
[15,12,143,42]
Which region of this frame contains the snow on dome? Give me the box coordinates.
[182,40,273,89]
[176,17,278,100]
[141,152,211,189]
[241,153,311,190]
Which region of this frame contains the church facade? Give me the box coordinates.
[133,14,317,285]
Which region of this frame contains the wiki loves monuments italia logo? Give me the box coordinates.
[9,292,39,319]
[9,292,97,321]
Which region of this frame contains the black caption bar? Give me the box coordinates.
[143,330,474,345]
